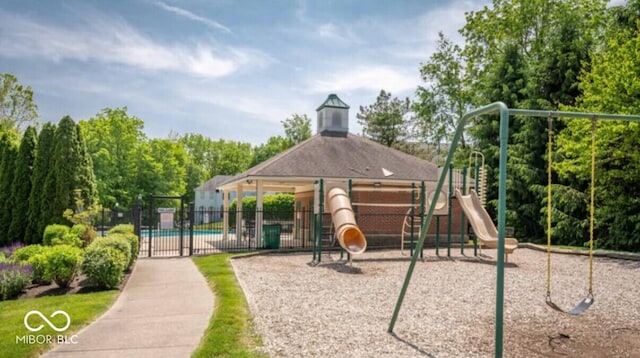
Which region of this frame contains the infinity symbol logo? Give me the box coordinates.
[24,310,71,332]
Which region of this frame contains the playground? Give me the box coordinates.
[232,248,640,357]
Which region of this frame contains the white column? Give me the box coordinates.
[255,180,264,246]
[236,184,243,243]
[222,190,229,240]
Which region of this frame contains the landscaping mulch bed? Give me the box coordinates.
[18,268,133,299]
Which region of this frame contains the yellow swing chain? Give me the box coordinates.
[588,117,597,296]
[546,118,553,300]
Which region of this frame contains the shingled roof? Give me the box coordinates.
[220,133,439,188]
[196,175,233,192]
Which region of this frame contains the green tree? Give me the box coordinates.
[80,107,146,208]
[147,139,188,196]
[7,126,37,243]
[282,114,312,145]
[45,116,96,226]
[456,0,606,242]
[414,32,472,148]
[357,90,411,148]
[557,5,640,250]
[0,133,18,243]
[210,140,253,176]
[0,73,38,134]
[469,42,527,221]
[26,123,56,243]
[251,136,289,167]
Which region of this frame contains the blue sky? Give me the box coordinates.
[1,0,492,144]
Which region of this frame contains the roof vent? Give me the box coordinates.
[316,94,349,137]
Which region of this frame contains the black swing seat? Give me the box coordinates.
[546,294,594,315]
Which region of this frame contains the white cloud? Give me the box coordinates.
[178,82,314,125]
[155,1,232,33]
[607,0,626,7]
[381,0,487,61]
[0,11,268,79]
[309,65,418,93]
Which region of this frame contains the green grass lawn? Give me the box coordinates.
[0,290,119,358]
[192,254,266,358]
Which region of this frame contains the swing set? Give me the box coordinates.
[388,102,640,358]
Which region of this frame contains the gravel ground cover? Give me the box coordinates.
[232,248,640,358]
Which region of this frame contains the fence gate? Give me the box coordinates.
[142,195,188,257]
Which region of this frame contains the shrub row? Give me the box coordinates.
[11,244,81,288]
[0,224,140,299]
[81,225,138,289]
[43,224,95,248]
[0,263,33,300]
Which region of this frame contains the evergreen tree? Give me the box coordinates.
[357,90,411,148]
[25,123,56,243]
[7,126,37,243]
[75,124,97,207]
[470,43,527,220]
[44,116,96,225]
[0,134,18,244]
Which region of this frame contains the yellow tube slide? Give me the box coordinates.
[327,187,367,255]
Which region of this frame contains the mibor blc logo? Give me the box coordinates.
[24,310,71,332]
[16,310,78,345]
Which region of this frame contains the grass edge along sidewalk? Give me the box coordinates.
[0,290,119,358]
[192,253,266,358]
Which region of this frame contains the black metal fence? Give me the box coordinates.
[131,206,427,257]
[105,201,465,258]
[95,208,136,236]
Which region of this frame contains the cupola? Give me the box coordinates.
[316,94,349,137]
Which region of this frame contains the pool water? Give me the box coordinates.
[141,229,225,237]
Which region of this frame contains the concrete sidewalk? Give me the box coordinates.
[44,258,214,358]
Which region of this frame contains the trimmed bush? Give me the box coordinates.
[108,224,134,235]
[42,245,82,288]
[0,252,8,264]
[12,245,49,284]
[71,224,96,246]
[108,233,138,268]
[81,246,126,289]
[51,232,83,248]
[43,224,70,246]
[12,244,45,263]
[0,263,33,300]
[91,236,132,269]
[29,252,50,284]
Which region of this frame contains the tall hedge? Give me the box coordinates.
[8,126,37,243]
[42,116,96,227]
[25,123,56,243]
[0,133,18,245]
[229,193,294,223]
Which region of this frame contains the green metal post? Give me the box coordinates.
[312,180,317,262]
[447,163,453,257]
[495,104,510,358]
[420,181,426,259]
[475,164,480,194]
[388,101,509,342]
[318,179,324,263]
[461,166,467,254]
[474,165,479,257]
[410,182,416,257]
[435,216,440,255]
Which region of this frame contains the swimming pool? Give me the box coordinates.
[141,229,226,237]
